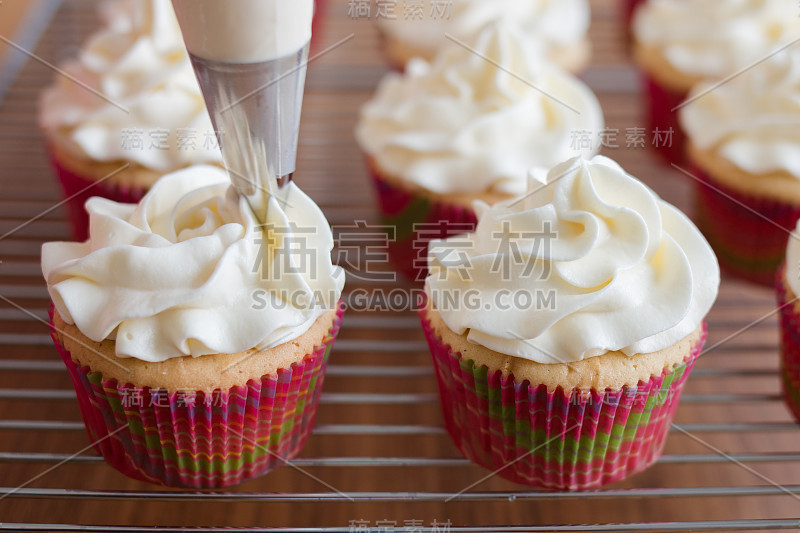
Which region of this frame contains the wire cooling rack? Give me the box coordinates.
[1,0,800,530]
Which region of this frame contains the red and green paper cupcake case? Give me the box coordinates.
[642,75,687,166]
[50,155,147,242]
[372,172,477,282]
[692,166,800,287]
[776,269,800,423]
[420,309,706,491]
[50,302,344,489]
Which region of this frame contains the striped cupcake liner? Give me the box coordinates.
[776,267,800,423]
[692,166,800,287]
[642,74,687,166]
[420,307,705,491]
[50,302,345,489]
[371,170,477,282]
[50,153,147,241]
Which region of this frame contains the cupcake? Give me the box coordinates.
[39,0,222,241]
[632,0,800,165]
[420,156,719,490]
[679,48,800,286]
[41,165,346,488]
[778,227,800,422]
[356,22,604,281]
[375,0,591,74]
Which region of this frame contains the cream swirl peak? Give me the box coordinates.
[680,48,800,177]
[634,0,800,79]
[39,0,221,173]
[41,166,345,362]
[377,0,589,68]
[356,22,604,196]
[426,156,719,363]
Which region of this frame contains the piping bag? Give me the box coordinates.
[170,0,314,223]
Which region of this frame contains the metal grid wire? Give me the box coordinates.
[1,0,800,531]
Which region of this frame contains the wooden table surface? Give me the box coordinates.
[0,0,799,531]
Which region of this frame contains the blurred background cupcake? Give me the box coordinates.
[679,48,800,286]
[375,0,591,74]
[632,0,800,165]
[42,165,346,488]
[356,22,603,281]
[778,223,800,422]
[420,156,719,490]
[620,0,645,46]
[38,0,222,240]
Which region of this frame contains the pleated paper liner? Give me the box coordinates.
[776,266,800,423]
[371,168,477,283]
[49,302,345,489]
[642,74,687,166]
[50,153,147,242]
[420,307,706,491]
[692,165,800,287]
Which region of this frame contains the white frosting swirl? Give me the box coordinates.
[41,166,345,362]
[39,0,222,172]
[633,0,800,79]
[426,156,719,363]
[377,0,589,68]
[680,48,800,177]
[356,23,604,196]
